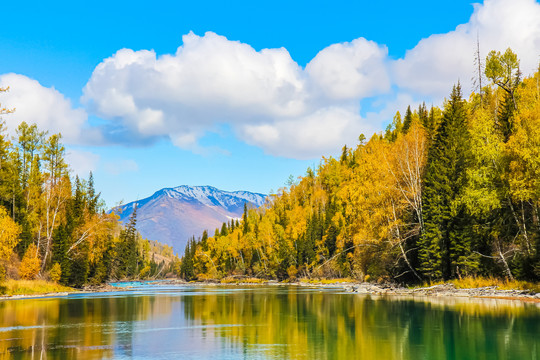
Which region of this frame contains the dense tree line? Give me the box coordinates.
[182,49,540,283]
[0,105,179,288]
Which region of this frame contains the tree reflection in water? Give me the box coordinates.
[0,286,538,359]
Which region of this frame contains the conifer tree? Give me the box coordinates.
[402,106,413,134]
[125,206,139,277]
[418,102,428,127]
[87,172,99,215]
[200,230,209,251]
[180,236,196,280]
[220,222,228,237]
[242,203,249,234]
[419,84,472,280]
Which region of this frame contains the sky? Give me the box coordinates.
[0,0,539,207]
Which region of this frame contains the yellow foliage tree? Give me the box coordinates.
[0,206,21,280]
[19,243,41,280]
[49,263,62,283]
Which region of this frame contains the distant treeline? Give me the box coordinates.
[0,107,180,288]
[181,49,540,283]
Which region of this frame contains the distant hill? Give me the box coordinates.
[113,185,267,253]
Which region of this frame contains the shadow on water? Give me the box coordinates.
[0,285,538,359]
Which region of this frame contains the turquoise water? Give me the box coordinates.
[0,284,539,359]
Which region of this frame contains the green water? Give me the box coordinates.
[0,285,538,359]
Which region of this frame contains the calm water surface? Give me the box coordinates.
[0,284,539,359]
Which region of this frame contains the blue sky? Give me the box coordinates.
[0,0,539,206]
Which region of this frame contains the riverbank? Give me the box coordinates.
[0,279,74,299]
[2,278,540,303]
[152,278,540,302]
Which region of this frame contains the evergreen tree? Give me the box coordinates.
[180,237,196,280]
[125,206,139,277]
[418,102,428,127]
[402,106,413,134]
[340,145,348,163]
[242,203,249,234]
[419,84,472,280]
[87,172,99,215]
[200,230,209,251]
[69,250,89,287]
[324,199,338,257]
[220,222,228,237]
[52,223,71,285]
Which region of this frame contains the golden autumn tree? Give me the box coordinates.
[0,206,21,281]
[19,243,41,280]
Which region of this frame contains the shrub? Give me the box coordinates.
[49,263,62,283]
[19,244,40,280]
[139,265,151,279]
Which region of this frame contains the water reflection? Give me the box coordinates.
[0,286,538,359]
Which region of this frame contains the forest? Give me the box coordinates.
[0,110,179,289]
[181,49,540,283]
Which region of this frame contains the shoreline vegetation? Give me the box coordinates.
[1,277,539,303]
[0,95,181,292]
[180,50,540,288]
[2,48,540,302]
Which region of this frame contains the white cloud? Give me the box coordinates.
[238,106,368,158]
[306,38,390,100]
[393,0,540,101]
[66,149,100,177]
[82,31,390,158]
[82,33,308,124]
[0,0,521,160]
[0,73,99,144]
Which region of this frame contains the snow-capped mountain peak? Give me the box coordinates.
[113,185,267,252]
[161,185,266,209]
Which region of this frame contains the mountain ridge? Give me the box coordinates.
[113,185,266,252]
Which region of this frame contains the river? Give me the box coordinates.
[0,284,539,359]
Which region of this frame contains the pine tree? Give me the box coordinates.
[52,223,71,285]
[340,145,348,163]
[87,172,100,215]
[220,222,228,237]
[180,237,196,280]
[402,106,413,134]
[418,102,428,128]
[242,202,249,234]
[200,230,209,251]
[419,84,472,280]
[125,206,139,277]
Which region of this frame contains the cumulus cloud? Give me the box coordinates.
[82,31,390,158]
[83,33,307,126]
[66,149,100,177]
[393,0,540,100]
[238,106,369,158]
[0,73,99,144]
[306,38,390,100]
[73,0,540,159]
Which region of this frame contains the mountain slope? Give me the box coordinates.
[114,185,266,252]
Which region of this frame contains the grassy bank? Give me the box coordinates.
[0,280,75,297]
[413,276,540,293]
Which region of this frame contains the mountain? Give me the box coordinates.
[113,185,267,253]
